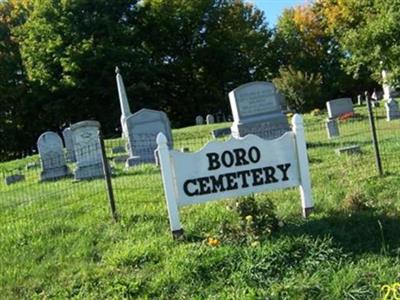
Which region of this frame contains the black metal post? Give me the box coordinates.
[98,130,118,221]
[366,94,383,176]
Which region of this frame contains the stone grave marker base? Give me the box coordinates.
[74,163,104,180]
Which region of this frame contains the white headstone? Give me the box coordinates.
[382,69,396,100]
[229,81,289,139]
[62,127,76,162]
[126,108,173,167]
[357,94,362,106]
[70,120,103,180]
[116,67,132,138]
[37,131,71,181]
[385,98,400,121]
[326,98,354,119]
[195,115,204,125]
[325,118,340,139]
[206,114,215,124]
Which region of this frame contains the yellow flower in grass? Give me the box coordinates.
[251,241,260,247]
[207,237,220,247]
[245,215,253,222]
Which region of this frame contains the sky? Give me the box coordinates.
[252,0,309,27]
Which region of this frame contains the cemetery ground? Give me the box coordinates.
[1,105,400,299]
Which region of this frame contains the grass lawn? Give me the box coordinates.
[1,105,400,299]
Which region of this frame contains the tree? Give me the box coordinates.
[273,2,376,106]
[133,0,276,126]
[319,0,399,86]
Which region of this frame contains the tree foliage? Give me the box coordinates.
[273,66,322,113]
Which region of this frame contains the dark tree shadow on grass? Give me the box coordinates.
[280,210,400,256]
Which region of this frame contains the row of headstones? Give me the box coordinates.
[37,120,103,181]
[195,113,234,125]
[117,79,290,166]
[325,95,400,140]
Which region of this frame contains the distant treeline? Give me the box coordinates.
[1,0,397,160]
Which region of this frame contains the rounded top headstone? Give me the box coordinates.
[70,120,101,131]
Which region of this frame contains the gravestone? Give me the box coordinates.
[335,145,361,155]
[112,146,126,154]
[385,98,400,121]
[382,68,397,100]
[229,82,289,140]
[71,120,103,180]
[37,131,71,181]
[357,94,362,105]
[126,108,173,166]
[5,174,25,185]
[25,162,39,170]
[62,127,76,162]
[326,98,354,119]
[113,155,129,164]
[211,127,231,138]
[326,119,340,139]
[206,114,215,124]
[195,115,204,125]
[116,67,132,138]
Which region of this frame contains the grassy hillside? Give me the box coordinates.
[1,105,400,299]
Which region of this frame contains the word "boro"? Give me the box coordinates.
[157,114,313,237]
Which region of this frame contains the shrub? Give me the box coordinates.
[273,66,322,113]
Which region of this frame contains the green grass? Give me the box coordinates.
[1,105,400,299]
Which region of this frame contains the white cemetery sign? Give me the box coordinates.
[326,98,354,119]
[70,120,103,180]
[37,131,71,181]
[229,82,290,140]
[157,114,313,236]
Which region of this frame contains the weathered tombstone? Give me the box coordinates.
[229,82,290,140]
[195,115,204,125]
[385,98,400,121]
[116,67,132,138]
[5,174,25,185]
[357,94,362,106]
[326,98,354,119]
[112,146,126,154]
[211,127,231,139]
[25,162,39,170]
[126,108,173,167]
[113,155,129,164]
[326,118,340,139]
[71,121,103,180]
[62,127,76,162]
[335,145,361,155]
[37,131,71,181]
[206,114,215,124]
[382,67,397,100]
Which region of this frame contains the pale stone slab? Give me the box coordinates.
[335,145,361,155]
[5,174,25,185]
[211,127,231,138]
[326,98,354,119]
[71,120,103,180]
[195,115,204,125]
[326,119,340,139]
[37,131,71,181]
[206,114,215,124]
[126,109,173,166]
[112,146,126,154]
[385,98,400,121]
[229,81,289,140]
[62,127,76,162]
